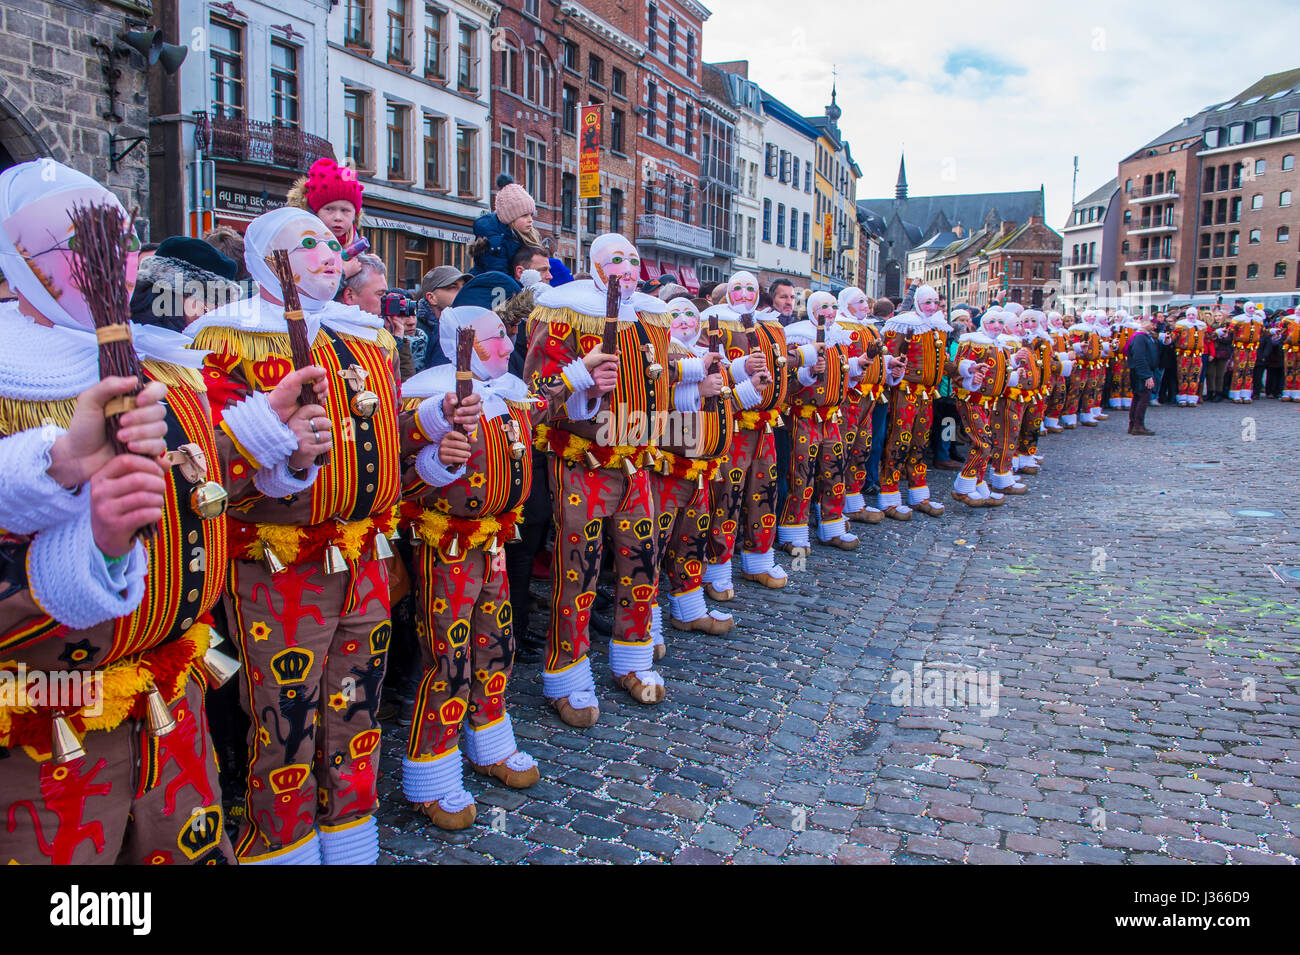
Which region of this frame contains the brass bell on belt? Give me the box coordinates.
[776,354,788,368]
[511,523,523,542]
[584,450,601,469]
[445,536,462,559]
[323,544,348,574]
[487,536,501,556]
[145,683,176,737]
[350,390,380,418]
[51,713,85,764]
[189,481,228,520]
[410,524,423,545]
[642,342,663,379]
[622,457,638,477]
[510,440,527,460]
[373,533,394,560]
[263,547,287,575]
[720,386,733,402]
[201,644,242,688]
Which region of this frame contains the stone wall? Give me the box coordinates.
[0,0,152,232]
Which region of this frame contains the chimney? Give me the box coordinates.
[1029,215,1043,226]
[1000,220,1015,236]
[953,225,964,238]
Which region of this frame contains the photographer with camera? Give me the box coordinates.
[339,253,426,382]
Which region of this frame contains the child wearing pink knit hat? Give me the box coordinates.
[288,157,364,249]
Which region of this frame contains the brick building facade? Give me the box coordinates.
[491,0,562,257]
[581,0,710,285]
[554,1,641,271]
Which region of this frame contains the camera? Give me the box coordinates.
[380,289,418,319]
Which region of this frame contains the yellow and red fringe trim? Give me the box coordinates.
[791,403,843,422]
[527,305,670,338]
[735,407,782,431]
[0,622,211,758]
[191,324,397,362]
[654,450,722,483]
[399,501,521,555]
[229,508,400,566]
[534,423,656,472]
[0,361,204,434]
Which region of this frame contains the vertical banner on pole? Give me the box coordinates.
[579,105,602,199]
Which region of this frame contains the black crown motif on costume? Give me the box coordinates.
[368,621,392,656]
[270,647,312,685]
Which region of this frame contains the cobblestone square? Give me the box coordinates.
[377,401,1300,864]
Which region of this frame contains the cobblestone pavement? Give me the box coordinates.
[376,400,1300,864]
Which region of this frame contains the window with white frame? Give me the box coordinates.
[525,138,546,203]
[270,40,299,127]
[209,16,244,118]
[499,127,516,183]
[424,114,445,189]
[456,124,476,194]
[387,102,410,180]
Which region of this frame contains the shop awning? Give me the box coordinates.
[678,266,700,295]
[640,258,661,281]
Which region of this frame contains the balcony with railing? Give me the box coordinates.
[637,214,712,253]
[1062,255,1098,269]
[1128,221,1177,235]
[1123,251,1177,267]
[1128,183,1179,203]
[197,112,335,172]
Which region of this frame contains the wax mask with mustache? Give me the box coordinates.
[589,233,641,300]
[914,286,941,318]
[470,309,513,379]
[806,291,837,326]
[0,178,139,330]
[268,219,344,304]
[726,271,759,313]
[667,296,701,345]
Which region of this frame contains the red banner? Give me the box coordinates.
[579,105,602,199]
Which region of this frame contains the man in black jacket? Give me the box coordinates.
[1127,318,1159,435]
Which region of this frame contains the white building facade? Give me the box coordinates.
[1060,178,1119,313]
[168,0,333,237]
[755,89,816,289]
[327,0,497,285]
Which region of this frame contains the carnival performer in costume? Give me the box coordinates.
[1277,308,1300,401]
[702,271,790,595]
[877,285,951,520]
[1015,308,1053,475]
[1041,311,1074,434]
[523,233,680,725]
[1229,302,1265,403]
[1090,309,1113,420]
[984,309,1030,497]
[779,291,859,549]
[189,206,403,865]
[396,304,583,830]
[1066,309,1103,427]
[836,287,895,526]
[949,308,1006,508]
[1108,310,1139,409]
[1172,306,1208,406]
[0,160,291,864]
[656,297,742,636]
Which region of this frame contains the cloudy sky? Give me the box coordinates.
[703,0,1300,227]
